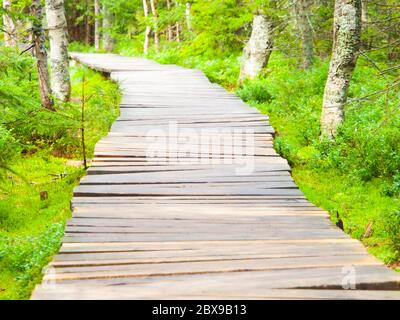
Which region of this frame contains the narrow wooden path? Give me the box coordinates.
[32,53,400,300]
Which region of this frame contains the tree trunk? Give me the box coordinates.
[175,0,180,42]
[2,0,17,47]
[31,0,54,110]
[185,2,191,32]
[45,0,71,102]
[143,0,151,54]
[102,4,114,52]
[361,0,367,27]
[320,0,361,139]
[166,0,172,41]
[293,0,314,68]
[85,0,91,45]
[239,14,274,83]
[94,0,100,50]
[149,0,159,52]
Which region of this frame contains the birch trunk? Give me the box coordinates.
[102,4,114,52]
[320,0,361,139]
[143,0,151,54]
[239,14,274,82]
[361,0,368,28]
[185,2,191,32]
[94,0,100,50]
[45,0,71,102]
[3,0,17,47]
[294,0,314,68]
[31,0,54,110]
[166,0,172,41]
[149,0,159,52]
[175,0,180,42]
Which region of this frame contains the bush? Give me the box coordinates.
[237,79,273,104]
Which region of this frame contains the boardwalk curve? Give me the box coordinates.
[32,53,400,300]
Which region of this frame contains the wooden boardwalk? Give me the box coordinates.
[32,53,400,300]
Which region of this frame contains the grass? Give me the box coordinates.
[0,62,120,299]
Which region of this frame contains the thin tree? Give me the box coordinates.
[175,0,180,42]
[166,0,173,41]
[239,5,275,82]
[102,3,114,51]
[293,0,314,68]
[94,0,100,50]
[185,2,191,32]
[31,0,54,110]
[149,0,159,51]
[2,0,17,47]
[143,0,151,53]
[320,0,361,139]
[45,0,71,102]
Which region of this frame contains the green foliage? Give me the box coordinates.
[0,50,120,299]
[0,125,20,162]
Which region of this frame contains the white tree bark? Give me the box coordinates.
[3,0,17,47]
[166,0,173,41]
[102,4,114,52]
[143,0,151,54]
[239,15,274,82]
[31,0,54,110]
[45,0,71,102]
[149,0,159,52]
[94,0,100,50]
[185,2,191,32]
[293,0,314,68]
[320,0,361,139]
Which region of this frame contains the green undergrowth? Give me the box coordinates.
[117,41,400,268]
[0,47,121,299]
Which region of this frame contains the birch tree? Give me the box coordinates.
[143,0,151,53]
[166,0,173,41]
[102,3,114,51]
[175,0,180,42]
[293,0,314,68]
[239,10,274,82]
[320,0,361,139]
[45,0,71,102]
[31,0,54,110]
[149,0,159,51]
[185,2,191,32]
[2,0,17,47]
[94,0,100,50]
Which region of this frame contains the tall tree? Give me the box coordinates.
[31,0,54,110]
[239,7,275,82]
[102,3,113,51]
[143,0,151,53]
[293,0,314,68]
[2,0,17,47]
[320,0,361,139]
[94,0,100,50]
[149,0,159,51]
[185,2,191,32]
[175,0,180,42]
[166,0,173,41]
[45,0,71,102]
